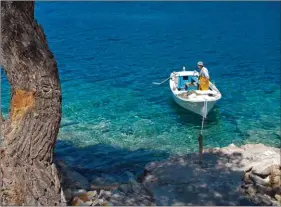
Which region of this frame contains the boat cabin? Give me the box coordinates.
[177,75,199,91]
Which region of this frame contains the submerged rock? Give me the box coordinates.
[56,159,90,190]
[71,189,111,206]
[69,179,155,206]
[55,159,91,203]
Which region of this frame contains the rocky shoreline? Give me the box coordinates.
[56,143,280,206]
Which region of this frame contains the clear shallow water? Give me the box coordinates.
[1,2,280,182]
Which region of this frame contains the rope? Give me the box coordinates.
[152,76,170,85]
[200,100,208,135]
[198,100,208,164]
[152,72,176,85]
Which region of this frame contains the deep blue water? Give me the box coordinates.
[1,2,280,183]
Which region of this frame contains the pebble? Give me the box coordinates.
[98,198,104,204]
[87,190,97,200]
[98,190,104,197]
[91,199,99,206]
[103,190,112,197]
[71,197,84,206]
[275,194,281,202]
[246,185,256,196]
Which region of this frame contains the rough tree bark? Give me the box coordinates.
[0,2,65,205]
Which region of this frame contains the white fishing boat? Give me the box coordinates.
[169,67,222,117]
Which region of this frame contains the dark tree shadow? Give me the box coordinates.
[55,140,170,185]
[55,140,258,206]
[141,149,259,206]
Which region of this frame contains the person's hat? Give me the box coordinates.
[197,61,204,66]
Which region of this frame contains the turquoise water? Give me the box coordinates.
[1,2,280,181]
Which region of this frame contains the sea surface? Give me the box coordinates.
[1,2,280,183]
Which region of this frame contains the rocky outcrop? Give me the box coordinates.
[139,143,280,206]
[241,164,281,206]
[55,159,155,206]
[56,143,279,206]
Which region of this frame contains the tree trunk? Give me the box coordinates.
[0,2,65,205]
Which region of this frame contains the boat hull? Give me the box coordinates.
[169,70,221,117]
[172,93,216,117]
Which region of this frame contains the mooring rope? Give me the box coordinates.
[200,100,208,135]
[198,99,208,163]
